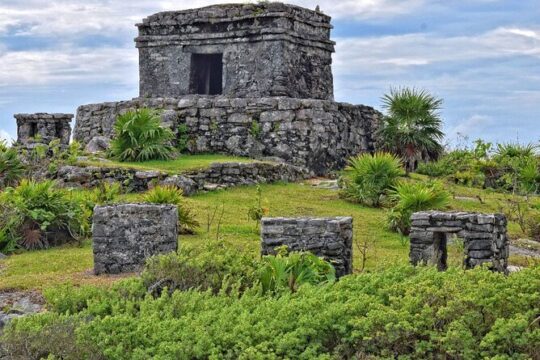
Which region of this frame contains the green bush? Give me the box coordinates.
[342,152,404,207]
[387,181,450,235]
[110,108,176,162]
[142,240,258,295]
[0,180,90,252]
[3,265,539,359]
[0,141,25,188]
[258,247,335,294]
[143,185,199,234]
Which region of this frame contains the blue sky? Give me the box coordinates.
[0,0,539,146]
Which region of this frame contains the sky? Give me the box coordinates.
[0,0,539,147]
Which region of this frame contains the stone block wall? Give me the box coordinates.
[55,161,308,194]
[92,204,178,274]
[410,211,509,272]
[74,96,380,175]
[15,113,72,146]
[261,217,353,277]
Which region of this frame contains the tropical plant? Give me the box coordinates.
[0,142,25,188]
[378,87,445,172]
[387,181,450,235]
[143,185,199,234]
[0,180,90,251]
[342,152,404,207]
[110,108,176,162]
[247,185,269,229]
[258,246,336,294]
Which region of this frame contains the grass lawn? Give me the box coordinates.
[1,177,538,291]
[78,153,259,174]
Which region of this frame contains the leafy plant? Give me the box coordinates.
[0,142,25,188]
[250,120,262,138]
[378,87,445,172]
[247,185,269,229]
[143,185,199,234]
[110,108,176,162]
[258,246,336,294]
[387,181,450,235]
[342,152,404,207]
[0,180,90,252]
[176,123,190,153]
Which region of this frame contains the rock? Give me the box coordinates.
[159,175,198,196]
[0,253,6,260]
[85,136,111,154]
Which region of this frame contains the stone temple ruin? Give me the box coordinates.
[15,113,72,147]
[73,3,381,175]
[409,211,509,273]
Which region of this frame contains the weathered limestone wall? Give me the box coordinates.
[74,96,381,175]
[92,204,178,274]
[410,211,509,272]
[15,113,72,146]
[136,3,334,100]
[56,161,308,194]
[261,217,353,277]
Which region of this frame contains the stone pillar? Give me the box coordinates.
[409,211,509,272]
[261,217,353,277]
[92,204,178,275]
[14,113,73,146]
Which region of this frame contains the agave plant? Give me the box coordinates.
[143,185,199,234]
[342,152,404,207]
[110,108,176,162]
[387,181,450,235]
[378,87,445,172]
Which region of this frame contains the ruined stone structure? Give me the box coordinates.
[56,161,308,194]
[73,3,381,175]
[15,113,72,146]
[92,204,178,274]
[261,217,353,277]
[409,211,509,273]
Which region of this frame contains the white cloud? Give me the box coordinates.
[0,129,14,144]
[0,0,426,38]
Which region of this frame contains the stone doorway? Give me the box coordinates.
[190,53,223,95]
[431,232,448,271]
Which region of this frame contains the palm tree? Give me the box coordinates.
[378,87,445,173]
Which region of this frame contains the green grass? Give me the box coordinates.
[1,177,538,291]
[78,154,259,174]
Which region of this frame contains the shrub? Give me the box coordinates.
[3,265,539,359]
[342,152,404,207]
[142,240,258,295]
[0,180,90,252]
[527,213,540,242]
[110,108,176,162]
[387,181,450,235]
[0,142,25,188]
[258,247,336,294]
[143,185,199,234]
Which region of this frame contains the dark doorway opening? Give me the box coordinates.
[431,233,448,271]
[190,53,223,95]
[29,122,37,138]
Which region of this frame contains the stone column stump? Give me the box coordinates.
[261,217,353,277]
[92,204,178,275]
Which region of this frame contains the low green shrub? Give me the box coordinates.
[143,185,199,234]
[141,240,258,295]
[110,108,176,162]
[3,265,539,359]
[342,152,404,207]
[387,181,450,235]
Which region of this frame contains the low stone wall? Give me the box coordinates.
[92,204,178,274]
[55,161,308,194]
[410,211,509,272]
[261,217,353,277]
[74,96,380,175]
[15,113,72,146]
